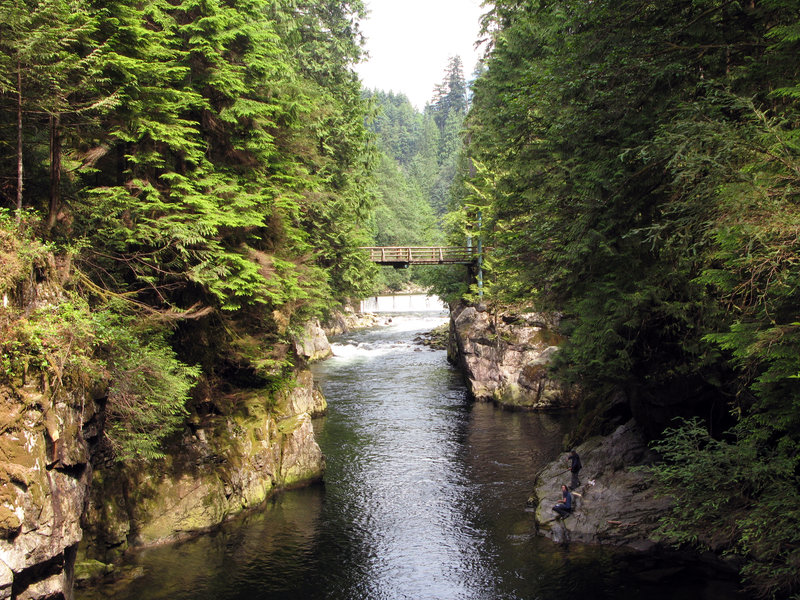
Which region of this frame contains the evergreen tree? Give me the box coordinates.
[429,55,467,133]
[0,0,101,223]
[0,0,377,459]
[451,1,800,595]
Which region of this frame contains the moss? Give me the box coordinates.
[74,559,114,582]
[0,504,21,538]
[277,415,304,434]
[1,417,48,513]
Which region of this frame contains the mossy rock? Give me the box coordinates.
[74,559,114,582]
[0,504,21,539]
[277,415,304,434]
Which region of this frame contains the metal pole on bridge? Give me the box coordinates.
[477,210,483,299]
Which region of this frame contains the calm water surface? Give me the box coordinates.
[80,313,739,600]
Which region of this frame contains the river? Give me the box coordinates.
[79,311,739,600]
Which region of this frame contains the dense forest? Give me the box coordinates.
[438,1,799,597]
[364,56,469,291]
[3,0,799,597]
[0,0,376,458]
[0,0,468,458]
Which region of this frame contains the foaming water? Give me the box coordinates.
[329,314,447,362]
[79,313,741,600]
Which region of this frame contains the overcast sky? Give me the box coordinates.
[354,0,486,110]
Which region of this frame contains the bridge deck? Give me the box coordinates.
[362,246,479,266]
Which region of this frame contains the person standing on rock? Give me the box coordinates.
[568,450,582,490]
[552,484,572,518]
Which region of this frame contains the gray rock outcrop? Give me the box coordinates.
[1,385,95,600]
[293,319,333,363]
[448,304,576,410]
[81,368,326,560]
[322,310,384,337]
[2,252,334,599]
[531,420,670,550]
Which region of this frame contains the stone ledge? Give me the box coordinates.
[532,420,669,549]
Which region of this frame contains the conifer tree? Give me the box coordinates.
[452,1,800,595]
[0,0,377,460]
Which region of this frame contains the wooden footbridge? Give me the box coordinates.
[362,246,483,268]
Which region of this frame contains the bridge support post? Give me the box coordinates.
[477,210,483,299]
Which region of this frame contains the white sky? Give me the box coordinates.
[355,0,486,110]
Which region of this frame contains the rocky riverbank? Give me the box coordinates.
[446,303,709,560]
[527,418,743,593]
[75,320,335,581]
[0,384,93,600]
[78,368,326,569]
[529,419,668,550]
[1,289,338,599]
[73,310,393,586]
[322,309,387,337]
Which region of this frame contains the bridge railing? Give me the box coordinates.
[361,246,479,265]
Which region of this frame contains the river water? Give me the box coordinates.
[79,312,739,600]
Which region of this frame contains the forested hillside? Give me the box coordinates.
[0,0,374,458]
[364,57,470,290]
[4,0,798,596]
[443,1,800,596]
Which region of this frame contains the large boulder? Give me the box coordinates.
[531,420,670,550]
[293,319,333,363]
[448,305,576,410]
[322,309,383,337]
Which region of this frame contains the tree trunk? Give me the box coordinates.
[116,141,126,186]
[46,113,62,231]
[16,61,23,223]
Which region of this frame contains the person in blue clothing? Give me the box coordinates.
[552,484,572,518]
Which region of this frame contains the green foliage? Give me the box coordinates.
[0,209,51,294]
[370,154,439,245]
[429,56,467,136]
[648,418,800,599]
[451,1,800,595]
[0,290,199,461]
[1,0,375,315]
[360,92,431,292]
[0,0,376,461]
[1,301,96,390]
[363,72,470,292]
[94,309,200,461]
[367,153,440,291]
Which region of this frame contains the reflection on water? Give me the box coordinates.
[79,314,740,600]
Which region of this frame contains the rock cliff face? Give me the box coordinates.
[448,304,576,410]
[322,309,383,338]
[1,247,336,598]
[0,384,95,600]
[80,368,326,563]
[1,323,330,599]
[530,420,670,550]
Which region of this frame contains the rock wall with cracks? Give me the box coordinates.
[1,315,331,599]
[0,383,94,600]
[447,303,578,410]
[79,368,327,567]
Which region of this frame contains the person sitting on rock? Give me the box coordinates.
[552,484,572,519]
[568,449,582,490]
